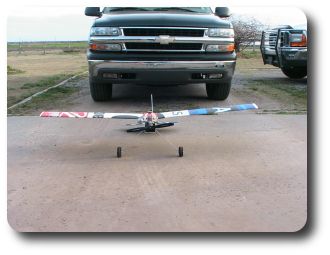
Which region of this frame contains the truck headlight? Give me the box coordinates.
[90,27,121,36]
[207,28,234,38]
[206,44,235,52]
[290,33,307,47]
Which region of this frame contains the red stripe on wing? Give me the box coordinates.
[74,112,88,118]
[40,112,60,117]
[40,112,50,117]
[59,112,71,117]
[40,111,88,118]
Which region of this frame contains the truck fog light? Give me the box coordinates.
[206,45,221,52]
[103,73,118,78]
[106,44,122,51]
[208,73,223,79]
[206,44,235,52]
[90,43,122,51]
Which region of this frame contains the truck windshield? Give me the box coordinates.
[103,7,212,14]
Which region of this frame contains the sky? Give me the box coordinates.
[7,6,307,42]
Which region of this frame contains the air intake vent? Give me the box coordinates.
[123,28,205,37]
[125,43,203,51]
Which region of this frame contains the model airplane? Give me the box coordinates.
[40,95,258,157]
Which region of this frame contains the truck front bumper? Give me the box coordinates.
[281,48,307,68]
[89,60,236,85]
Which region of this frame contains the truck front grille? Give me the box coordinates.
[121,27,206,52]
[268,32,278,49]
[123,28,205,37]
[125,42,203,51]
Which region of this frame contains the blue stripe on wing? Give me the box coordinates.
[188,108,217,115]
[188,108,208,115]
[230,104,258,111]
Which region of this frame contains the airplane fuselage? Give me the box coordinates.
[142,111,158,132]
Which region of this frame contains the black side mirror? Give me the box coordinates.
[85,7,101,17]
[215,7,230,18]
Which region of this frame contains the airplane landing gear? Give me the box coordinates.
[178,146,183,157]
[117,146,122,158]
[116,132,184,158]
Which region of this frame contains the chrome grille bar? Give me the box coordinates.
[90,27,234,52]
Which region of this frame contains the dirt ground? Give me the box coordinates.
[7,51,87,106]
[7,51,87,87]
[7,56,307,232]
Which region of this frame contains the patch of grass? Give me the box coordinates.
[58,50,83,55]
[7,65,24,75]
[259,109,307,115]
[247,79,307,110]
[62,48,82,53]
[21,74,73,89]
[249,80,306,99]
[8,73,79,107]
[237,50,262,59]
[8,86,78,115]
[275,111,307,115]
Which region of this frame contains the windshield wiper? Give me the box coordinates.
[153,7,196,13]
[110,7,149,12]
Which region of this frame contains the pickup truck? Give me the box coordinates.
[260,25,307,79]
[85,7,236,101]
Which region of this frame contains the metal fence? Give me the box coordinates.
[7,41,88,54]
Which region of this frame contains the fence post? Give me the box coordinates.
[18,41,22,54]
[43,41,46,55]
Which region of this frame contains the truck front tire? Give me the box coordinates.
[281,67,307,79]
[89,78,113,101]
[206,81,231,100]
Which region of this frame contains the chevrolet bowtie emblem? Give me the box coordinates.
[155,35,175,45]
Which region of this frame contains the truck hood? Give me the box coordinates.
[94,13,231,28]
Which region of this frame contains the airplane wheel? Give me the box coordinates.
[178,146,183,157]
[117,147,122,158]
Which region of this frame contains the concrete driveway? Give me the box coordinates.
[7,80,307,232]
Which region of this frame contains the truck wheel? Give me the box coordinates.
[206,81,231,100]
[89,78,113,101]
[281,67,307,79]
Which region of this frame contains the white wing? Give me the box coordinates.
[157,103,258,119]
[40,111,143,119]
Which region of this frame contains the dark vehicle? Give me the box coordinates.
[260,24,307,79]
[85,7,236,101]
